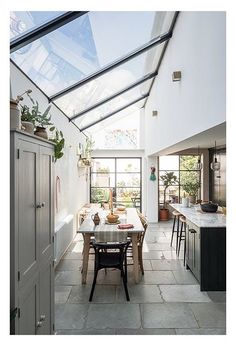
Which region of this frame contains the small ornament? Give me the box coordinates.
[150,166,156,181]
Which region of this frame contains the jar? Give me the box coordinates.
[10,99,21,130]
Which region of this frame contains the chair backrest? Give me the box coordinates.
[137,213,148,246]
[92,239,131,265]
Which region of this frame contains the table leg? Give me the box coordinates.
[131,234,140,283]
[82,234,90,284]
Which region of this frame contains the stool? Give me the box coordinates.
[178,216,186,265]
[170,211,182,252]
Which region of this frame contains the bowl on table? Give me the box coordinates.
[106,213,119,223]
[116,206,126,211]
[200,202,218,213]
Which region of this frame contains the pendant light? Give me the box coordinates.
[195,146,202,170]
[210,141,220,171]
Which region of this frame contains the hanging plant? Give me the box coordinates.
[49,127,65,161]
[150,166,156,181]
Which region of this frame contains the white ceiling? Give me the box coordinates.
[152,122,226,156]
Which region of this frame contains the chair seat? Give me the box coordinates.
[179,216,186,223]
[172,211,182,217]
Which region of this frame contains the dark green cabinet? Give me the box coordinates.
[186,220,226,291]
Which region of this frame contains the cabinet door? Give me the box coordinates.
[186,224,193,270]
[18,140,39,287]
[187,225,200,281]
[37,260,54,335]
[193,228,200,281]
[39,145,54,262]
[18,274,39,335]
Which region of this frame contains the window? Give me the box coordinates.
[90,157,141,209]
[158,155,201,205]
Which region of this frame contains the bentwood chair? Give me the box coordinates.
[89,235,130,302]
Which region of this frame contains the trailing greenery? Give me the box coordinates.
[49,127,65,161]
[160,171,178,209]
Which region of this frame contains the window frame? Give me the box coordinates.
[158,155,202,206]
[90,157,142,210]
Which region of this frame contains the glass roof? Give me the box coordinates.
[10,11,65,41]
[80,99,145,132]
[10,11,176,133]
[54,43,165,118]
[75,80,150,130]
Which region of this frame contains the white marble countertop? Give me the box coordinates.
[170,204,226,228]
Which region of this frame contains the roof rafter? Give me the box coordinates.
[80,93,149,132]
[49,31,172,101]
[69,71,157,121]
[10,11,89,53]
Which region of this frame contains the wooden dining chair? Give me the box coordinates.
[127,213,148,275]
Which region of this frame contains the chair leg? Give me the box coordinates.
[170,216,176,246]
[121,268,130,301]
[183,226,186,266]
[175,216,180,253]
[138,246,144,275]
[178,222,183,256]
[89,269,98,302]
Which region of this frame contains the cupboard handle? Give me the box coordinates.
[41,202,45,207]
[36,321,43,327]
[40,314,46,321]
[189,228,197,233]
[36,203,42,208]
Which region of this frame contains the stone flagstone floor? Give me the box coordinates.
[54,220,226,335]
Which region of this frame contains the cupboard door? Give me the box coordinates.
[39,146,54,262]
[18,274,39,335]
[37,260,54,335]
[193,229,200,281]
[18,140,39,287]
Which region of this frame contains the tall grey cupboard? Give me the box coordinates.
[10,130,55,335]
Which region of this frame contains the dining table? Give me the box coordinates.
[78,207,144,284]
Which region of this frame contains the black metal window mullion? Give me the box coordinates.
[90,157,141,210]
[158,155,201,204]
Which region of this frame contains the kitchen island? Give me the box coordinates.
[170,204,226,291]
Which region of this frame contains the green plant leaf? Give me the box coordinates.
[49,126,55,131]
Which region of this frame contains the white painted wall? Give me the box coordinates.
[10,63,89,233]
[144,12,226,156]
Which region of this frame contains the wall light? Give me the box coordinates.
[172,71,181,82]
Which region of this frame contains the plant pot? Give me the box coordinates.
[34,126,48,139]
[21,121,34,134]
[159,208,169,221]
[189,195,196,204]
[10,99,21,130]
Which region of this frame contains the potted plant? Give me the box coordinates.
[49,127,65,161]
[18,90,52,137]
[34,103,52,139]
[19,104,37,134]
[159,171,178,221]
[182,181,200,204]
